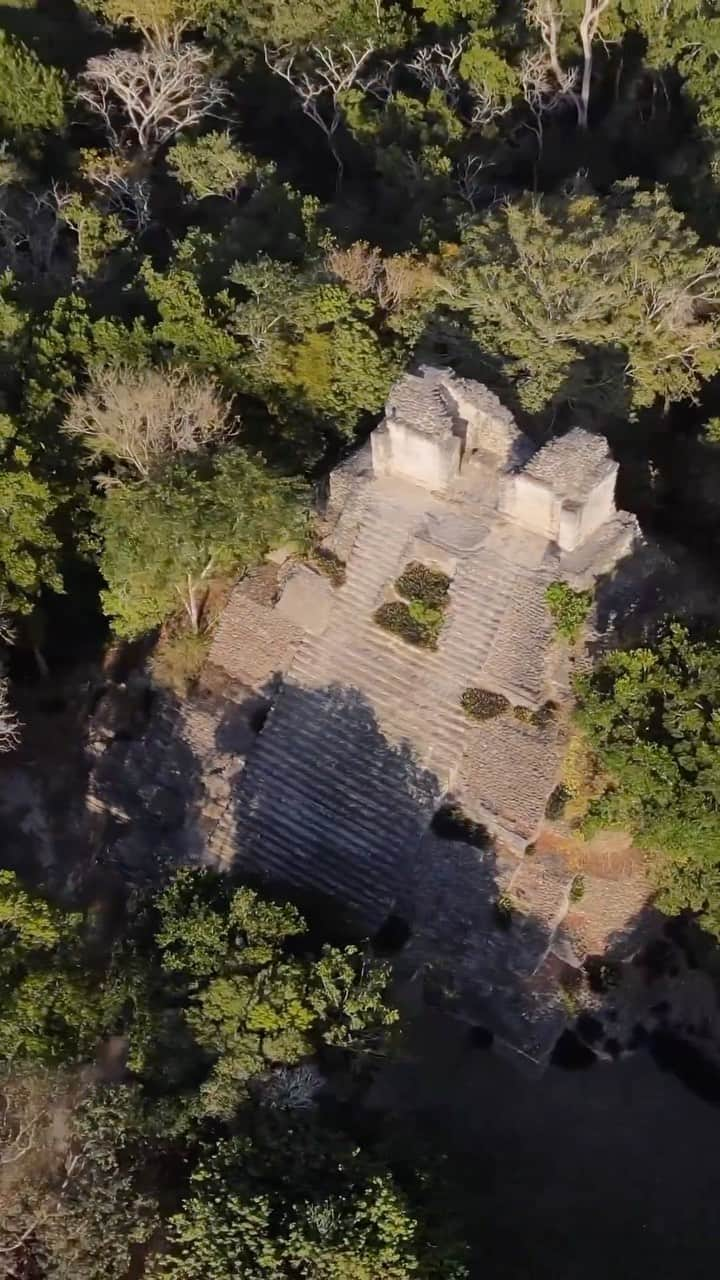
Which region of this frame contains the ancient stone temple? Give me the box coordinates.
[88,367,650,1066]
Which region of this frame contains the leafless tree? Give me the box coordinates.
[77,32,225,154]
[526,0,566,86]
[519,49,577,152]
[578,0,613,127]
[325,240,439,312]
[64,366,233,480]
[454,154,493,211]
[525,0,615,128]
[407,40,465,108]
[408,39,516,129]
[257,1064,324,1111]
[325,240,383,297]
[80,151,152,232]
[0,680,20,754]
[0,183,68,288]
[264,42,376,183]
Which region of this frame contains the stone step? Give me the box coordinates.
[240,823,396,925]
[290,641,463,733]
[247,700,425,802]
[240,737,423,850]
[239,782,405,877]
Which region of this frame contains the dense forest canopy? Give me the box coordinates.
[3,0,720,1273]
[0,0,720,661]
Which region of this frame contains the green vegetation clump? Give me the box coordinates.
[375,562,450,649]
[396,561,451,607]
[513,700,559,728]
[151,627,212,695]
[576,621,720,939]
[570,874,586,903]
[545,581,593,643]
[461,687,509,720]
[309,545,346,586]
[374,598,443,649]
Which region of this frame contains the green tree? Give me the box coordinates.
[95,447,307,636]
[150,1118,466,1280]
[0,31,66,137]
[0,871,125,1062]
[0,417,62,614]
[575,621,720,938]
[446,181,720,420]
[168,131,255,199]
[153,870,398,1118]
[0,1071,157,1280]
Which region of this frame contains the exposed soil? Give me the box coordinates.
[536,824,648,879]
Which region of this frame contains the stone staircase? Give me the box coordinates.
[209,485,548,928]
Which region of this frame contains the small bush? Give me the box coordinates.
[545,784,569,820]
[532,700,558,728]
[461,688,509,720]
[310,546,346,587]
[512,704,535,724]
[374,601,435,648]
[151,628,211,696]
[431,803,489,850]
[513,700,559,728]
[570,873,586,902]
[494,894,514,929]
[396,561,450,607]
[545,580,593,643]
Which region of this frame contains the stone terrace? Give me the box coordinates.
[87,366,649,1065]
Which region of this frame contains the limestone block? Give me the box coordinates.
[420,512,489,555]
[499,471,560,542]
[371,418,461,490]
[275,566,334,636]
[558,500,584,552]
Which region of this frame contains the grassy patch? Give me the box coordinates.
[374,600,441,648]
[545,581,593,643]
[375,561,450,649]
[151,628,212,696]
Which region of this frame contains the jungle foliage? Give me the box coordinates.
[0,866,464,1278]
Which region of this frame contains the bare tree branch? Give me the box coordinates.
[0,680,20,754]
[78,33,225,154]
[64,366,234,480]
[264,42,376,184]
